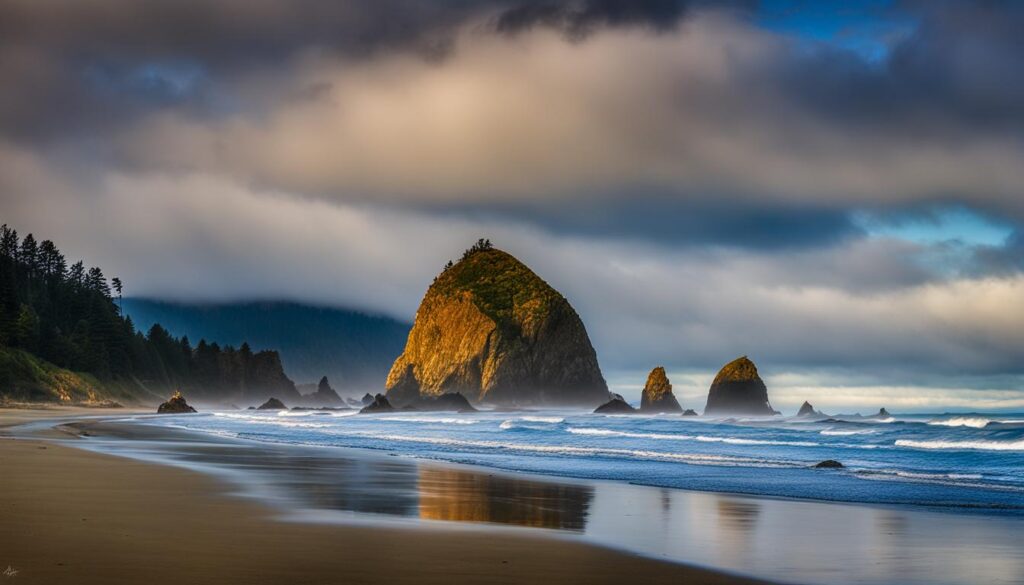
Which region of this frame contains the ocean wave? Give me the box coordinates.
[567,427,822,447]
[519,416,564,424]
[927,417,991,428]
[820,428,874,436]
[386,416,479,425]
[854,469,1024,493]
[338,430,800,468]
[896,438,1024,452]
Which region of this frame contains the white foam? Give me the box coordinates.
[820,428,874,436]
[386,416,479,425]
[896,438,1024,452]
[927,417,991,429]
[566,427,821,447]
[519,416,564,424]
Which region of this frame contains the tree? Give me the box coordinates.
[111,277,123,314]
[14,304,40,352]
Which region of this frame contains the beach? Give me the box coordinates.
[0,407,765,585]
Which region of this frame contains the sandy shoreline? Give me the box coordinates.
[0,408,767,585]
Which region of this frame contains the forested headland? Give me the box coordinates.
[0,223,297,405]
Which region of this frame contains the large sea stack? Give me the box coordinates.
[385,241,608,407]
[640,367,683,413]
[703,356,778,416]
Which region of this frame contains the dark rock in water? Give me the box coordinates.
[247,406,256,410]
[413,392,478,412]
[301,376,344,407]
[157,391,197,414]
[594,394,636,414]
[797,401,819,417]
[682,409,698,416]
[873,408,891,418]
[703,356,779,416]
[257,397,287,410]
[360,394,394,413]
[361,393,374,406]
[814,460,844,469]
[640,367,682,413]
[385,244,608,407]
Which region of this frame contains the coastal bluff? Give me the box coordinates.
[703,356,779,416]
[385,241,608,407]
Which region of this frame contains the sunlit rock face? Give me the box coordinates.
[385,245,607,407]
[640,366,682,413]
[703,356,779,416]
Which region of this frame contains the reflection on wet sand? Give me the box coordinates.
[416,467,592,531]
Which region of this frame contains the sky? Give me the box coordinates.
[2,0,1023,411]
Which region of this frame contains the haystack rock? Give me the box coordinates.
[157,391,196,414]
[594,394,636,414]
[385,242,608,407]
[703,356,779,416]
[640,367,682,413]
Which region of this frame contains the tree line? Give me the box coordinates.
[0,224,296,402]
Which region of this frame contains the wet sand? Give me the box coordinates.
[0,408,766,585]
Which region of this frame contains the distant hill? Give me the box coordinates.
[123,299,410,393]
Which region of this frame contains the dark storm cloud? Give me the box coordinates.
[433,197,863,250]
[492,0,751,39]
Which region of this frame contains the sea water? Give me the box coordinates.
[157,408,1024,512]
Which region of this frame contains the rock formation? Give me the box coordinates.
[360,394,394,413]
[157,391,197,414]
[257,397,287,410]
[640,367,682,413]
[703,356,778,416]
[594,394,636,414]
[682,409,698,416]
[302,376,344,407]
[360,393,374,406]
[412,392,478,412]
[873,408,891,418]
[385,243,608,407]
[797,401,819,417]
[814,460,844,468]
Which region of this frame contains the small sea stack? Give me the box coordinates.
[814,460,844,469]
[413,392,477,412]
[640,367,683,413]
[257,397,287,410]
[873,408,891,418]
[360,394,394,413]
[594,394,636,414]
[703,356,779,416]
[360,393,374,406]
[797,401,820,417]
[157,391,196,414]
[682,409,698,416]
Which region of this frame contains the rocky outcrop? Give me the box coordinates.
[703,356,778,416]
[257,397,287,410]
[594,394,636,414]
[157,391,196,414]
[814,460,844,468]
[640,367,682,413]
[302,376,344,407]
[412,392,477,412]
[682,409,698,416]
[797,401,819,417]
[385,243,608,407]
[360,394,394,413]
[361,393,374,406]
[873,408,891,418]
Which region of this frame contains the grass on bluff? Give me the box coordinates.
[432,241,564,326]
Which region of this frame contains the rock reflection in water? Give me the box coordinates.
[417,467,593,531]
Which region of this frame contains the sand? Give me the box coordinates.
[0,408,766,585]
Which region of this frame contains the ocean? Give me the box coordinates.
[156,408,1024,512]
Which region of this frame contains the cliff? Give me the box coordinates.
[640,367,682,413]
[385,243,608,406]
[703,356,778,416]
